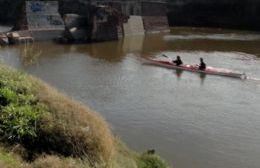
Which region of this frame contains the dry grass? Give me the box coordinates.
[0,147,29,168]
[0,64,114,163]
[26,77,115,163]
[31,155,90,168]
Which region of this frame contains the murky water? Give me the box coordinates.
[1,27,260,168]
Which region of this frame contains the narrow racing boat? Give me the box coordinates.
[143,58,246,79]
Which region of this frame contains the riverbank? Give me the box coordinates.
[0,63,169,168]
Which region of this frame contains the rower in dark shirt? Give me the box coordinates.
[199,58,206,70]
[173,56,183,66]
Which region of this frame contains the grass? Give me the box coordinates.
[0,69,45,142]
[137,154,169,168]
[0,63,169,168]
[31,155,91,168]
[0,147,27,168]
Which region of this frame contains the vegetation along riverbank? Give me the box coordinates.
[0,63,169,168]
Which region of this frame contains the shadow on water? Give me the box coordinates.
[173,69,207,84]
[175,69,183,80]
[199,73,207,85]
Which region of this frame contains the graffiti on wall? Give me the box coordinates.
[26,1,65,30]
[30,2,44,13]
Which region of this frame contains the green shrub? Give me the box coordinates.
[1,103,43,141]
[0,65,114,162]
[0,87,17,105]
[137,154,169,168]
[0,147,25,168]
[0,69,46,143]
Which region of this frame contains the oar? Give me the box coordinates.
[162,54,169,58]
[162,54,173,62]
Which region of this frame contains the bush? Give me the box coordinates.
[32,155,89,168]
[137,154,169,168]
[0,68,46,142]
[0,65,114,163]
[0,147,26,168]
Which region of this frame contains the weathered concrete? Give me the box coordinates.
[143,16,169,33]
[123,16,144,36]
[61,0,169,34]
[1,0,260,30]
[6,31,33,44]
[0,26,11,33]
[25,1,64,30]
[1,0,169,44]
[0,34,9,45]
[60,0,168,39]
[62,14,90,42]
[14,1,65,41]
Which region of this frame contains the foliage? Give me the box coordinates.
[0,67,46,142]
[137,153,169,168]
[0,147,25,168]
[0,65,114,162]
[31,155,91,168]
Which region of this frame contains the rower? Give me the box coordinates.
[199,58,206,70]
[173,56,183,66]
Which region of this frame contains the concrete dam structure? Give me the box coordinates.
[60,0,169,35]
[1,0,260,30]
[0,0,169,44]
[16,1,65,41]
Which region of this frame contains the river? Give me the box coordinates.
[1,27,260,168]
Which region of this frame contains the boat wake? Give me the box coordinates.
[163,34,260,41]
[246,77,260,82]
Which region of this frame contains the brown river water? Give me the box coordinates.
[1,27,260,168]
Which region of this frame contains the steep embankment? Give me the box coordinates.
[0,64,169,168]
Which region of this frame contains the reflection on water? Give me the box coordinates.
[199,73,207,85]
[164,33,260,41]
[19,43,42,66]
[123,35,144,53]
[0,27,260,168]
[175,69,183,79]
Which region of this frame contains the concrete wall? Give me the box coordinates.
[1,0,169,42]
[93,15,119,41]
[143,16,169,33]
[141,2,169,33]
[14,1,65,41]
[2,0,260,31]
[26,1,64,30]
[123,16,144,36]
[31,29,64,41]
[90,1,169,35]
